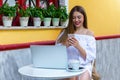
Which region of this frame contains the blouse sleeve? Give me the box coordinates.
[81,36,96,64]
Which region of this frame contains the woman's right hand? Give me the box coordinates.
[66,36,75,47]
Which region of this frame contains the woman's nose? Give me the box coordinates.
[75,18,79,21]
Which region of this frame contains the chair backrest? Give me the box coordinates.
[91,60,95,71]
[92,60,100,80]
[91,60,95,80]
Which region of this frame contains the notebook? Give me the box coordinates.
[30,45,68,69]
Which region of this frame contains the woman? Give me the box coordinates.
[56,6,96,80]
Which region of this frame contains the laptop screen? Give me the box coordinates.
[30,45,68,69]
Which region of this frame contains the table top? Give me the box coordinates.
[18,65,86,79]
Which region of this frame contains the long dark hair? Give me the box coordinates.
[57,5,88,44]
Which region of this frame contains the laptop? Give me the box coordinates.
[30,45,68,69]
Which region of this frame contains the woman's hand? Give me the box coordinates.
[68,37,80,49]
[68,37,86,60]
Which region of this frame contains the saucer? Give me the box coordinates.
[66,67,84,72]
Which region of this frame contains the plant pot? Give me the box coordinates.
[52,18,60,26]
[2,16,13,27]
[20,17,29,27]
[33,17,41,27]
[43,18,51,27]
[60,19,69,27]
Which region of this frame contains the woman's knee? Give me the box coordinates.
[63,77,77,80]
[78,70,91,80]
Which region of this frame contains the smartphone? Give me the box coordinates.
[68,34,74,38]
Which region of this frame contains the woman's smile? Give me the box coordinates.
[74,21,81,26]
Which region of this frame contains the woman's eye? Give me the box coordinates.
[78,16,81,19]
[72,17,75,19]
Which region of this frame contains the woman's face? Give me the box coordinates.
[72,11,84,28]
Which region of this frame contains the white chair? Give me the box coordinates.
[91,60,95,80]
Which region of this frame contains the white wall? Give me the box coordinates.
[3,0,15,6]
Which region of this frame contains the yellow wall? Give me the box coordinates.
[0,0,120,44]
[69,0,120,36]
[0,29,61,44]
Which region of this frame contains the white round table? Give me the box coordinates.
[18,65,86,80]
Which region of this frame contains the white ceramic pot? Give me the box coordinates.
[43,18,51,27]
[2,16,13,27]
[33,17,41,27]
[20,17,29,27]
[60,19,69,27]
[52,18,60,26]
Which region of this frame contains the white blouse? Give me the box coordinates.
[56,34,96,76]
[67,34,96,65]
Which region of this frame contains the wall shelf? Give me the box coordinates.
[0,26,67,30]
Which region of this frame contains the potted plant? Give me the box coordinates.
[18,7,31,27]
[59,6,69,27]
[51,5,61,26]
[0,3,18,27]
[30,7,44,27]
[42,4,55,27]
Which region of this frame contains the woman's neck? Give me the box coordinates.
[75,26,86,34]
[76,26,85,31]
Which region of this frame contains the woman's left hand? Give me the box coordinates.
[68,37,80,49]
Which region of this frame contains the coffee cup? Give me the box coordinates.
[68,59,80,70]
